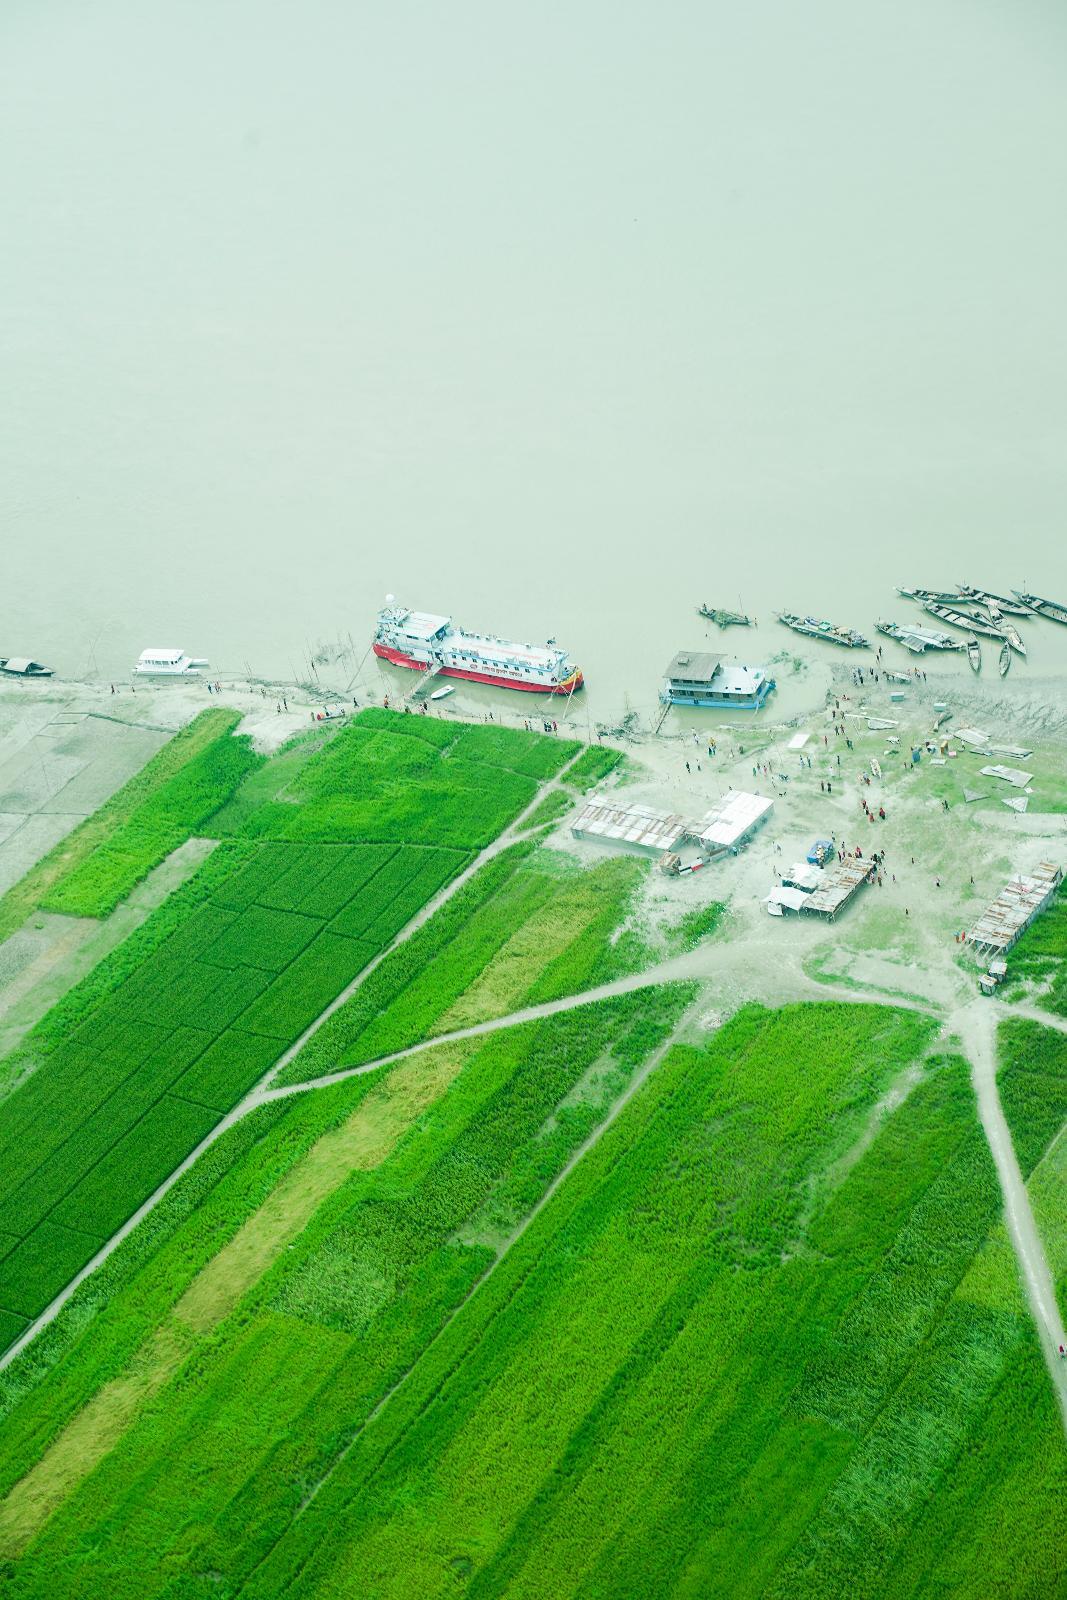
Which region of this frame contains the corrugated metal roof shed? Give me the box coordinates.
[967,861,1062,953]
[663,651,721,684]
[571,800,687,857]
[802,858,875,918]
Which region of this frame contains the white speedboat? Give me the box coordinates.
[134,648,209,678]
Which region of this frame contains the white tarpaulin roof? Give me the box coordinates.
[767,886,809,912]
[782,862,822,891]
[980,765,1033,788]
[694,792,774,849]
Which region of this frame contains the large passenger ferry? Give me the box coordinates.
[373,599,583,695]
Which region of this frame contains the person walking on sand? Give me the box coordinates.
[686,760,691,773]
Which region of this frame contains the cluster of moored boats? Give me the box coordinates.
[750,586,1066,677]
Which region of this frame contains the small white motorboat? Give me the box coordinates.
[134,649,210,678]
[429,686,454,701]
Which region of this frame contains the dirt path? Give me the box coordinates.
[0,742,1063,1450]
[950,998,1067,1425]
[0,754,586,1374]
[257,752,586,1093]
[256,989,707,1553]
[269,947,938,1104]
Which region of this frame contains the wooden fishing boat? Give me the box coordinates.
[966,636,982,673]
[697,604,752,628]
[956,585,1030,617]
[875,620,924,653]
[999,639,1011,677]
[896,586,966,604]
[875,619,961,653]
[776,613,869,648]
[1012,590,1067,626]
[918,600,1005,640]
[996,618,1026,656]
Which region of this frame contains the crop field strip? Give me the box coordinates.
[0,708,255,943]
[999,883,1067,1017]
[2,998,1060,1599]
[0,987,692,1593]
[231,1004,1067,1600]
[278,850,650,1085]
[0,687,1061,1598]
[0,713,580,1352]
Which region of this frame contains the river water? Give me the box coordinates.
[3,0,1067,725]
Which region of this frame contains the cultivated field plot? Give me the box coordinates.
[243,1006,1067,1600]
[0,988,691,1592]
[0,1001,1061,1597]
[0,708,253,939]
[998,885,1067,1018]
[281,846,650,1084]
[0,712,577,1352]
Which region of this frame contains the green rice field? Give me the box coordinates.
[0,707,1061,1598]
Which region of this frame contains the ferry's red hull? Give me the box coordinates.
[373,642,583,695]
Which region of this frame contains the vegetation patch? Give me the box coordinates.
[0,713,571,1354]
[226,1003,1067,1600]
[0,989,689,1592]
[0,710,247,942]
[998,885,1067,1016]
[39,714,261,920]
[562,744,625,790]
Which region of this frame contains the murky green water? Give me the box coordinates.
[3,0,1066,721]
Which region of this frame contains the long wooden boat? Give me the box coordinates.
[1012,590,1067,626]
[698,604,752,628]
[955,585,1030,617]
[776,613,869,648]
[966,636,982,673]
[918,600,1005,640]
[999,639,1011,677]
[897,585,969,604]
[875,619,962,653]
[994,617,1026,656]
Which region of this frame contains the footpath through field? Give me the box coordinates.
[1,768,1063,1445]
[0,750,587,1374]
